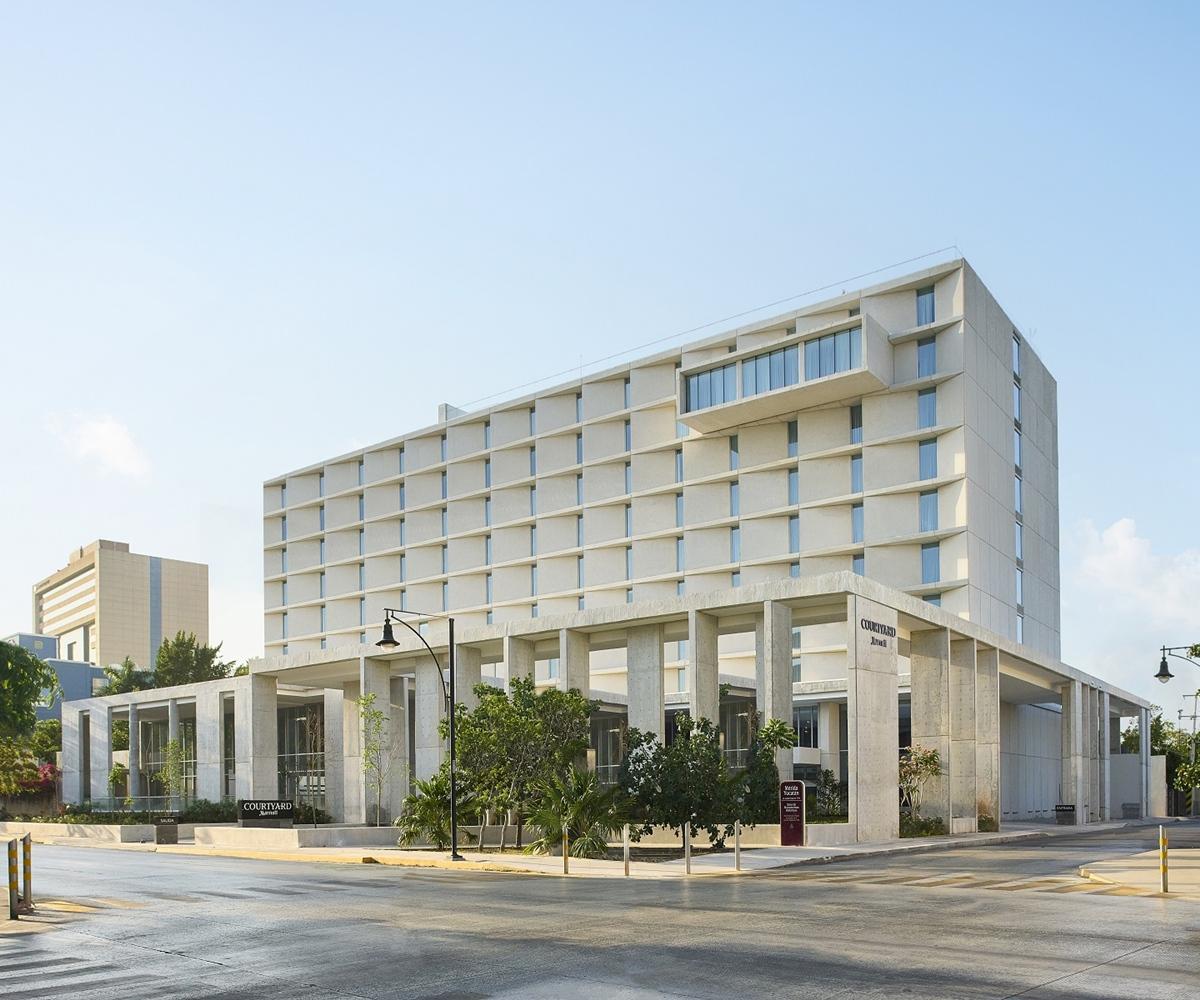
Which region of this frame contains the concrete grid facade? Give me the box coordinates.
[33,539,209,669]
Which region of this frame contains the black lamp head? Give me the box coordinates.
[376,615,399,650]
[1156,652,1173,684]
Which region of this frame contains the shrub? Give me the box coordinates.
[977,813,998,833]
[523,767,625,858]
[178,799,238,823]
[900,815,947,838]
[395,773,476,850]
[294,803,333,825]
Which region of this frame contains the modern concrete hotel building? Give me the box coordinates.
[60,260,1158,841]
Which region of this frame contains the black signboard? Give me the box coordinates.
[779,780,806,847]
[154,816,179,845]
[239,800,295,828]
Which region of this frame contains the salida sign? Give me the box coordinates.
[779,780,806,847]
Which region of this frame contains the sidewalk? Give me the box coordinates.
[30,817,1176,879]
[1081,847,1200,898]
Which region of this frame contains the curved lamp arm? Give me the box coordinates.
[381,610,450,708]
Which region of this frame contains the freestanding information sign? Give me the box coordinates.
[779,780,806,847]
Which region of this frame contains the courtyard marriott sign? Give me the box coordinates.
[859,617,896,648]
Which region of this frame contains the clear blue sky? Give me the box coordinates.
[2,4,1197,719]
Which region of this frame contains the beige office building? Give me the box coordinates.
[33,540,209,668]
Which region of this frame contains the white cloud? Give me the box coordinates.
[1062,517,1200,716]
[50,414,151,479]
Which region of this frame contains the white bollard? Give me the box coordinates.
[684,824,691,875]
[622,823,630,877]
[734,820,742,872]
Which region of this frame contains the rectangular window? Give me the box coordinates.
[850,404,863,444]
[676,579,685,596]
[792,705,819,748]
[743,344,801,396]
[530,486,537,515]
[281,580,288,605]
[577,595,584,611]
[1012,334,1021,377]
[358,564,365,590]
[685,362,737,413]
[484,497,492,526]
[731,571,741,587]
[530,525,537,553]
[850,453,863,494]
[319,572,326,599]
[440,471,447,499]
[281,612,288,639]
[675,492,684,527]
[576,473,584,506]
[1013,382,1021,424]
[577,556,584,588]
[531,564,538,595]
[801,327,862,381]
[918,387,937,429]
[925,594,941,607]
[679,536,688,571]
[919,439,938,480]
[576,515,584,547]
[400,589,406,611]
[485,535,492,564]
[358,599,365,626]
[1015,567,1024,607]
[674,449,683,483]
[357,460,365,486]
[1014,475,1023,515]
[625,504,633,537]
[318,472,324,497]
[624,461,632,494]
[729,528,739,563]
[484,420,492,448]
[576,434,583,465]
[788,468,799,505]
[626,587,634,604]
[400,554,406,581]
[529,407,536,436]
[788,515,799,553]
[787,420,798,457]
[624,420,631,452]
[919,490,938,532]
[917,336,936,378]
[530,447,537,476]
[399,448,406,474]
[440,435,447,462]
[677,420,688,438]
[921,542,940,584]
[358,494,365,521]
[1013,429,1022,470]
[1014,522,1023,561]
[280,515,288,541]
[729,434,739,470]
[441,545,448,573]
[625,546,633,580]
[319,538,325,564]
[484,459,491,487]
[281,548,287,573]
[916,285,935,326]
[623,377,631,409]
[359,528,365,555]
[280,483,288,508]
[851,503,864,544]
[1016,614,1025,643]
[486,573,493,604]
[790,562,800,579]
[852,552,865,576]
[730,481,740,516]
[575,393,583,423]
[442,581,448,611]
[441,507,448,536]
[399,483,405,509]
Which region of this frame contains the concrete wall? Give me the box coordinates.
[999,702,1061,820]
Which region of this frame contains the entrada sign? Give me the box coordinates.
[859,617,896,648]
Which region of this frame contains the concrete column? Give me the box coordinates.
[846,595,900,842]
[817,701,841,778]
[323,687,345,822]
[1087,686,1101,821]
[235,674,278,800]
[360,657,394,825]
[1060,680,1085,823]
[975,647,1000,827]
[756,601,793,784]
[127,703,141,799]
[89,704,114,804]
[505,635,535,688]
[1138,706,1152,818]
[61,706,83,805]
[414,660,446,780]
[167,698,182,810]
[390,675,411,808]
[341,679,363,822]
[687,610,719,724]
[909,628,951,826]
[559,628,590,695]
[949,638,977,834]
[1100,691,1112,822]
[627,623,665,739]
[194,686,223,803]
[454,643,483,711]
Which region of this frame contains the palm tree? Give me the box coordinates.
[394,774,475,850]
[524,767,626,858]
[99,656,154,695]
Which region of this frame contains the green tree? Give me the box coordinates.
[395,773,476,850]
[524,766,625,858]
[0,738,38,796]
[233,663,250,677]
[154,632,233,687]
[98,656,154,695]
[898,744,942,819]
[112,719,130,751]
[29,718,62,762]
[445,677,595,848]
[108,761,129,796]
[0,641,63,737]
[620,715,735,847]
[1175,760,1200,794]
[357,692,399,826]
[159,738,186,810]
[736,715,798,824]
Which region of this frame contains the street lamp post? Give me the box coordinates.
[376,608,463,861]
[1155,645,1200,818]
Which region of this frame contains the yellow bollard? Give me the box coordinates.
[1160,825,1169,894]
[6,839,17,920]
[622,824,630,877]
[562,824,569,875]
[21,834,31,909]
[734,820,742,872]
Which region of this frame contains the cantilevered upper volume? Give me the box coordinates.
[262,259,1057,661]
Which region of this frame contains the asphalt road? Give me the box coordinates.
[6,824,1199,1000]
